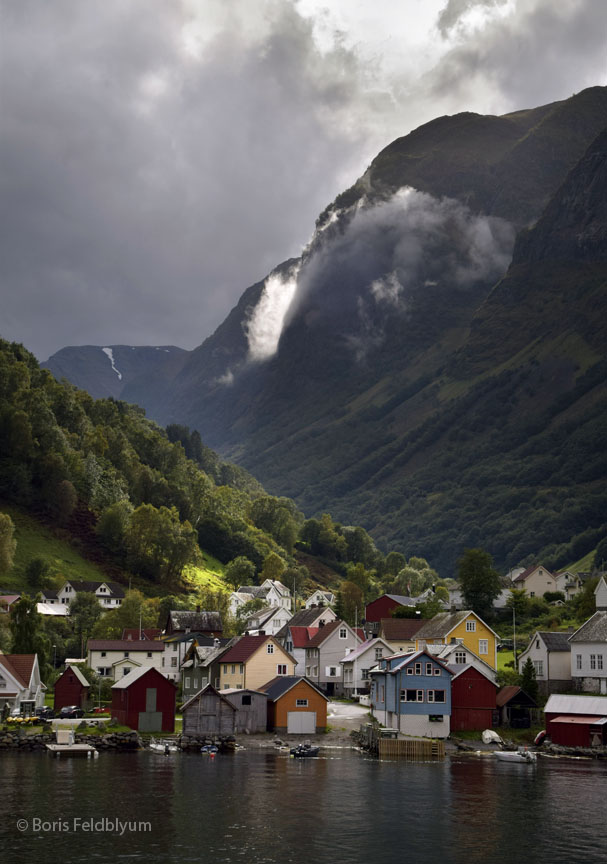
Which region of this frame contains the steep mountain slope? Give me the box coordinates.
[43,89,607,573]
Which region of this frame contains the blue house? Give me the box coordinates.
[370,650,453,738]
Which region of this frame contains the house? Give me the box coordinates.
[223,688,269,733]
[122,628,162,641]
[340,637,392,696]
[180,637,234,702]
[427,641,497,683]
[378,617,425,653]
[511,564,557,598]
[304,620,361,696]
[54,664,90,711]
[364,595,419,634]
[87,639,165,681]
[111,666,176,732]
[0,594,21,612]
[181,684,237,736]
[244,605,293,637]
[447,585,512,610]
[517,631,572,694]
[554,570,585,600]
[164,609,223,637]
[544,693,607,747]
[217,635,296,691]
[568,576,607,694]
[414,610,499,669]
[450,664,497,732]
[281,626,319,675]
[495,685,538,728]
[259,676,329,734]
[52,580,125,608]
[370,650,453,738]
[228,579,292,618]
[275,606,337,645]
[305,590,335,609]
[0,653,45,715]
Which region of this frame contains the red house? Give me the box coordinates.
[54,664,90,711]
[544,694,607,747]
[365,595,416,626]
[111,667,176,733]
[450,665,497,731]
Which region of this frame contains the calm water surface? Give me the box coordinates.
[1,749,606,864]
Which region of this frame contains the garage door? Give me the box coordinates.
[287,711,316,734]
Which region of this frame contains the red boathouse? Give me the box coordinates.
[111,667,176,732]
[450,664,497,731]
[54,664,90,711]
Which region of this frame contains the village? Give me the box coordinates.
[2,565,607,758]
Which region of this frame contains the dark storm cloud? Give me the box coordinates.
[0,0,389,359]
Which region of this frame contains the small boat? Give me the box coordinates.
[290,743,320,758]
[495,748,537,764]
[149,738,179,755]
[200,744,219,754]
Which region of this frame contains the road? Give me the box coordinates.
[327,700,370,733]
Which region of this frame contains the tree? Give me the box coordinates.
[334,581,363,627]
[25,557,52,590]
[519,656,539,703]
[54,479,78,523]
[573,576,599,622]
[68,592,103,656]
[224,556,256,590]
[96,499,133,553]
[0,512,16,573]
[506,588,530,619]
[457,548,502,620]
[282,565,309,603]
[593,536,607,570]
[9,593,50,676]
[92,590,158,640]
[346,562,372,597]
[384,551,407,577]
[260,552,286,583]
[125,504,199,587]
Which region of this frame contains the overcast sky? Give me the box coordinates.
[1,0,605,361]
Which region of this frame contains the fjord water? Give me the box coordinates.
[2,751,606,864]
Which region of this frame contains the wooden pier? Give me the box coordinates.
[378,737,444,760]
[45,727,98,757]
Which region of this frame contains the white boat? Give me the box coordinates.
[149,738,180,754]
[495,748,537,764]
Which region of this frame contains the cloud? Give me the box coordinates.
[244,265,300,361]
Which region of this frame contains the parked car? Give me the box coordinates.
[58,705,85,718]
[35,706,55,720]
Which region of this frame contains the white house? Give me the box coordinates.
[554,570,585,600]
[340,637,392,696]
[511,565,558,597]
[305,590,335,609]
[87,639,166,681]
[228,579,292,618]
[0,653,45,714]
[517,631,572,687]
[304,620,361,697]
[50,580,125,609]
[245,605,293,637]
[569,578,607,694]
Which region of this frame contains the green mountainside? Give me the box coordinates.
[42,88,607,575]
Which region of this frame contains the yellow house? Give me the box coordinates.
[218,635,296,691]
[414,611,499,670]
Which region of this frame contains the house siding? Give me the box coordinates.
[451,668,496,731]
[269,681,328,733]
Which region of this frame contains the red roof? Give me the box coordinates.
[496,685,521,707]
[513,564,554,583]
[0,654,35,687]
[289,626,319,648]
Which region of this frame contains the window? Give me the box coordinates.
[432,690,445,703]
[375,647,383,660]
[455,651,466,664]
[242,695,252,705]
[101,651,106,658]
[171,658,177,668]
[231,664,236,674]
[433,667,441,676]
[406,667,414,675]
[172,644,177,652]
[124,652,129,658]
[533,661,544,677]
[379,685,385,702]
[591,654,596,670]
[185,677,191,689]
[530,591,535,598]
[466,621,476,632]
[598,655,604,671]
[192,678,198,689]
[267,644,274,654]
[426,662,433,676]
[536,640,540,649]
[577,654,582,670]
[400,690,407,702]
[478,640,488,655]
[339,627,347,639]
[147,652,152,658]
[122,667,130,676]
[427,690,434,703]
[240,664,244,673]
[277,664,287,675]
[296,699,308,707]
[361,669,370,680]
[223,664,228,673]
[414,663,422,675]
[327,666,338,677]
[97,667,111,677]
[416,690,424,702]
[405,689,421,702]
[429,715,444,723]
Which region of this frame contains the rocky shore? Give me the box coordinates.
[0,729,142,752]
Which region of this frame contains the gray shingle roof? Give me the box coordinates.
[540,631,572,652]
[168,610,223,633]
[569,612,607,643]
[414,611,471,640]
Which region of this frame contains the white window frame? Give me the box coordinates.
[576,654,582,670]
[466,621,476,632]
[267,644,274,654]
[425,662,433,676]
[478,639,489,655]
[339,627,347,639]
[296,699,308,707]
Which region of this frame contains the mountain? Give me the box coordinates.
[43,88,607,573]
[43,344,187,401]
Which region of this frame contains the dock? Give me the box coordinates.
[45,727,98,757]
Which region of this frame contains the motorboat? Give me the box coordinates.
[149,738,180,755]
[290,743,320,758]
[200,744,219,754]
[494,748,537,764]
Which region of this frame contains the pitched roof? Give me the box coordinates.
[415,610,498,640]
[258,675,329,702]
[0,654,36,687]
[339,637,392,664]
[496,685,521,706]
[220,635,294,665]
[65,580,125,597]
[512,564,554,584]
[289,626,319,648]
[181,684,237,712]
[305,620,344,648]
[61,664,90,687]
[263,580,290,597]
[380,618,426,641]
[235,585,268,598]
[545,694,607,716]
[449,663,497,685]
[539,631,572,652]
[569,611,607,642]
[246,606,283,626]
[276,607,335,640]
[167,610,223,632]
[371,649,454,676]
[87,640,165,652]
[122,628,162,641]
[111,666,176,689]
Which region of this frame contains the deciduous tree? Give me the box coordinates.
[457,548,501,620]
